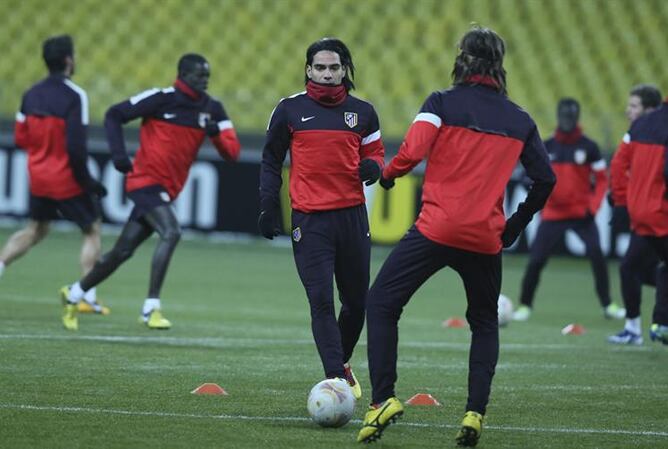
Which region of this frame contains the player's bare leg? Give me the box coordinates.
[0,220,49,276]
[76,220,110,314]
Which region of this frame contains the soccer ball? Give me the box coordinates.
[498,294,514,327]
[307,378,355,428]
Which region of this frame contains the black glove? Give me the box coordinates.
[204,119,220,138]
[358,159,381,186]
[379,175,395,190]
[113,157,133,174]
[87,179,108,198]
[258,210,280,240]
[501,213,529,248]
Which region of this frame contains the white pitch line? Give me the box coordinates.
[1,403,667,438]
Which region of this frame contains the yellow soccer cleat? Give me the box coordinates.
[357,397,403,443]
[344,363,362,400]
[78,300,111,315]
[143,309,171,330]
[455,411,484,447]
[59,286,78,331]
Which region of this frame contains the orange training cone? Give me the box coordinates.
[442,317,467,328]
[191,383,228,395]
[405,393,441,406]
[561,323,586,335]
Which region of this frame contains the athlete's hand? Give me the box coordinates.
[501,214,527,248]
[258,210,280,240]
[113,157,133,174]
[358,159,381,186]
[87,180,108,198]
[204,119,220,138]
[379,175,395,190]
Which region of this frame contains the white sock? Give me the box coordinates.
[625,317,641,335]
[83,287,97,304]
[0,261,5,278]
[68,282,85,303]
[142,298,161,317]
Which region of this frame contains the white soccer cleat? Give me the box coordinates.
[604,303,626,320]
[607,329,643,345]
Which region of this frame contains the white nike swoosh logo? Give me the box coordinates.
[163,113,176,119]
[301,116,315,122]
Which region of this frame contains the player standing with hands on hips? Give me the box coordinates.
[357,27,555,446]
[258,38,385,400]
[60,54,241,330]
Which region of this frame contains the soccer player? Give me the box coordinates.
[611,88,668,345]
[356,27,555,446]
[59,53,241,331]
[608,84,662,345]
[258,38,384,400]
[512,98,625,321]
[0,35,108,313]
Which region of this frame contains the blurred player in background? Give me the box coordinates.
[357,27,555,446]
[60,53,241,331]
[608,84,662,345]
[0,35,108,313]
[616,93,668,345]
[258,38,384,400]
[512,98,625,321]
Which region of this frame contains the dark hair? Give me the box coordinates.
[304,38,355,90]
[452,26,506,94]
[42,35,73,73]
[630,84,662,109]
[178,53,208,76]
[558,97,580,113]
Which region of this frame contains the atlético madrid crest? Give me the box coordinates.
[292,227,302,242]
[344,112,358,128]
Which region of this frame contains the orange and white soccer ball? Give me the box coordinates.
[307,378,355,427]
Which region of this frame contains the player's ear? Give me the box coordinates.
[306,65,312,80]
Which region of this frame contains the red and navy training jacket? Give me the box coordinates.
[260,92,385,213]
[610,137,632,207]
[14,74,93,199]
[384,84,555,254]
[541,132,607,221]
[624,101,668,237]
[105,81,241,199]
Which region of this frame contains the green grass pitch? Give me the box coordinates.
[0,227,666,449]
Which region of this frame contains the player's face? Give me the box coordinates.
[306,51,345,85]
[182,62,210,92]
[625,95,644,123]
[557,103,579,133]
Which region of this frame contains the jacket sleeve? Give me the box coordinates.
[587,141,608,214]
[65,88,93,189]
[104,88,165,165]
[509,125,556,224]
[358,107,384,169]
[259,100,291,212]
[14,98,29,150]
[209,100,241,162]
[383,92,441,179]
[609,135,632,206]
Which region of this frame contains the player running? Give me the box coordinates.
[0,35,108,313]
[618,95,668,345]
[608,84,662,345]
[356,27,555,446]
[258,38,385,400]
[512,98,625,321]
[59,53,241,331]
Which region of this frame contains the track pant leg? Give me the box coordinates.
[646,236,668,326]
[573,219,611,307]
[367,226,445,404]
[142,205,182,298]
[453,249,502,415]
[292,210,342,378]
[519,220,565,307]
[333,206,371,364]
[620,232,658,318]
